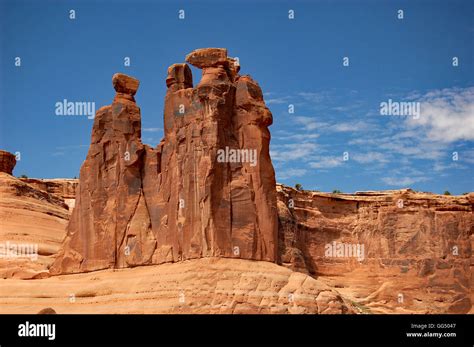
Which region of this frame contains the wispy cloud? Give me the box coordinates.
[55,144,89,150]
[277,168,308,180]
[270,142,319,162]
[405,87,474,143]
[294,116,323,131]
[380,166,430,187]
[268,87,472,191]
[266,96,291,105]
[297,92,327,103]
[381,176,428,186]
[352,152,390,164]
[273,132,320,141]
[143,127,162,132]
[329,120,372,132]
[346,87,474,176]
[309,156,344,169]
[293,116,376,133]
[52,144,88,156]
[461,149,474,164]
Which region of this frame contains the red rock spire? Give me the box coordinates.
[51,48,277,274]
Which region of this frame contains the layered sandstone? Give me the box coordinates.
[2,176,471,313]
[51,48,277,274]
[0,172,71,279]
[0,151,76,279]
[19,178,78,209]
[277,185,473,313]
[1,258,354,314]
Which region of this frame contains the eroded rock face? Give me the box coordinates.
[0,150,16,175]
[51,48,278,274]
[185,48,228,69]
[277,185,474,313]
[165,64,193,92]
[19,178,78,210]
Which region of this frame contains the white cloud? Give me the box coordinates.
[143,127,162,132]
[297,92,327,103]
[352,152,390,164]
[277,168,308,180]
[274,132,320,141]
[294,117,374,134]
[461,149,474,164]
[270,142,318,162]
[294,116,322,131]
[405,87,474,143]
[381,176,429,187]
[271,87,473,189]
[329,120,371,132]
[381,166,430,187]
[309,156,344,169]
[266,97,290,105]
[378,140,444,160]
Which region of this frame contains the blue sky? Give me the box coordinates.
[1,0,473,194]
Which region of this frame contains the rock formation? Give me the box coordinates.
[2,258,354,314]
[0,169,72,279]
[2,49,472,314]
[0,150,16,175]
[277,185,473,313]
[2,177,471,313]
[51,48,278,274]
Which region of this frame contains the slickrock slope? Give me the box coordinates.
[0,258,353,314]
[51,48,278,275]
[277,185,473,313]
[0,172,72,279]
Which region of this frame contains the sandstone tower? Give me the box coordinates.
[51,48,278,274]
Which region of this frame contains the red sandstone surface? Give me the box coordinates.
[277,185,473,313]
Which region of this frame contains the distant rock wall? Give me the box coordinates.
[277,185,473,313]
[19,178,78,210]
[0,173,71,279]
